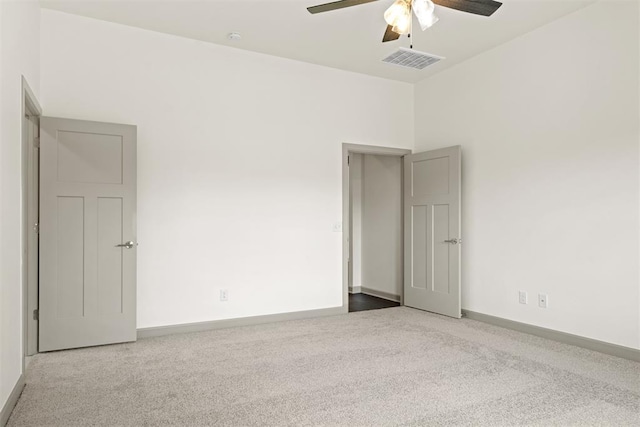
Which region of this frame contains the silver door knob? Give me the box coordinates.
[444,238,458,245]
[116,241,136,249]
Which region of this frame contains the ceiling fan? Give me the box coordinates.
[307,0,503,43]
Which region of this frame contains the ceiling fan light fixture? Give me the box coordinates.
[412,0,439,31]
[391,16,411,35]
[384,0,412,34]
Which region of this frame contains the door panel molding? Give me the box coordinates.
[39,117,137,352]
[404,146,461,318]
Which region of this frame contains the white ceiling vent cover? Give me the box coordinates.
[382,47,444,70]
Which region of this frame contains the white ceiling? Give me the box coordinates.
[40,0,593,83]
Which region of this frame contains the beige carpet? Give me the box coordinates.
[8,307,640,426]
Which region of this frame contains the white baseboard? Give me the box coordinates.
[1,374,25,427]
[462,310,640,363]
[137,306,347,339]
[361,287,401,303]
[348,285,362,294]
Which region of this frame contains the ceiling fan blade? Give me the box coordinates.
[307,0,379,14]
[382,25,401,43]
[433,0,502,17]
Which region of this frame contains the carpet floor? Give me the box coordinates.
[8,307,640,426]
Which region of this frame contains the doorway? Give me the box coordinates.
[22,77,42,365]
[342,144,410,312]
[21,104,139,356]
[342,143,463,318]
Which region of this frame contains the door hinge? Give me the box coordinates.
[34,136,40,148]
[33,309,39,321]
[34,223,39,234]
[347,155,350,166]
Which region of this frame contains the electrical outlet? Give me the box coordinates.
[220,289,228,302]
[538,293,548,308]
[519,291,528,305]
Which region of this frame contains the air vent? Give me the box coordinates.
[382,47,444,70]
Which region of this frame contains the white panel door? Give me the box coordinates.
[404,146,461,318]
[39,117,137,351]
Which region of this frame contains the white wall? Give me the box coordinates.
[0,0,41,413]
[40,9,414,329]
[361,154,403,299]
[415,1,639,349]
[349,153,363,291]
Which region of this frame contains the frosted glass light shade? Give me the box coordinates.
[384,0,412,34]
[412,0,439,31]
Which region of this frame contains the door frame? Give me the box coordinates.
[21,76,42,367]
[341,143,412,311]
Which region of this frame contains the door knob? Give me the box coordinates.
[116,241,136,249]
[444,238,458,245]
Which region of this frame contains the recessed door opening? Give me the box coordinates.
[22,77,42,366]
[342,143,462,318]
[348,153,403,312]
[342,144,410,313]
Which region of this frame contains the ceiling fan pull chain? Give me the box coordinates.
[409,10,413,49]
[409,4,413,49]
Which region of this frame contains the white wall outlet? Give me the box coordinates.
[538,293,548,308]
[519,291,528,304]
[220,289,228,302]
[332,222,342,232]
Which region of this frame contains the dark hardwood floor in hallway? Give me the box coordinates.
[348,293,400,313]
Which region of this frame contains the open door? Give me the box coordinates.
[403,146,461,318]
[39,117,137,351]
